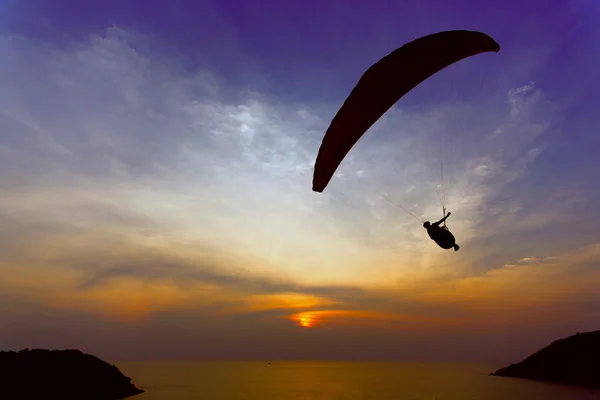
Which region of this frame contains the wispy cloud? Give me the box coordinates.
[1,23,599,361]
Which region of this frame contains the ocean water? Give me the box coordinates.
[115,361,600,400]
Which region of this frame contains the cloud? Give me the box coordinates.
[516,255,558,265]
[1,25,599,355]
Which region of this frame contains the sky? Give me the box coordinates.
[1,0,599,363]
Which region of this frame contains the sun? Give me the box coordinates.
[298,315,313,328]
[290,312,317,328]
[289,311,329,328]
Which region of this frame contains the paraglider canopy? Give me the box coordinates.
[312,30,500,193]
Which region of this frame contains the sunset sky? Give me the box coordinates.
[1,0,599,363]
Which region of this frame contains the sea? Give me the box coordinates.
[115,361,600,400]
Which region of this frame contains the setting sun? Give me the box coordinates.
[291,312,319,328]
[299,315,313,328]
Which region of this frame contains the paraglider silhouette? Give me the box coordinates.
[311,30,500,250]
[423,212,460,251]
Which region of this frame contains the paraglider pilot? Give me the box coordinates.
[423,212,460,251]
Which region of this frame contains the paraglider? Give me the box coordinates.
[311,30,501,250]
[423,212,460,251]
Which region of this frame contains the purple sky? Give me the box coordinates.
[1,0,600,363]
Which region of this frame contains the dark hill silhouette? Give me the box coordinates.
[491,330,600,388]
[0,348,143,399]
